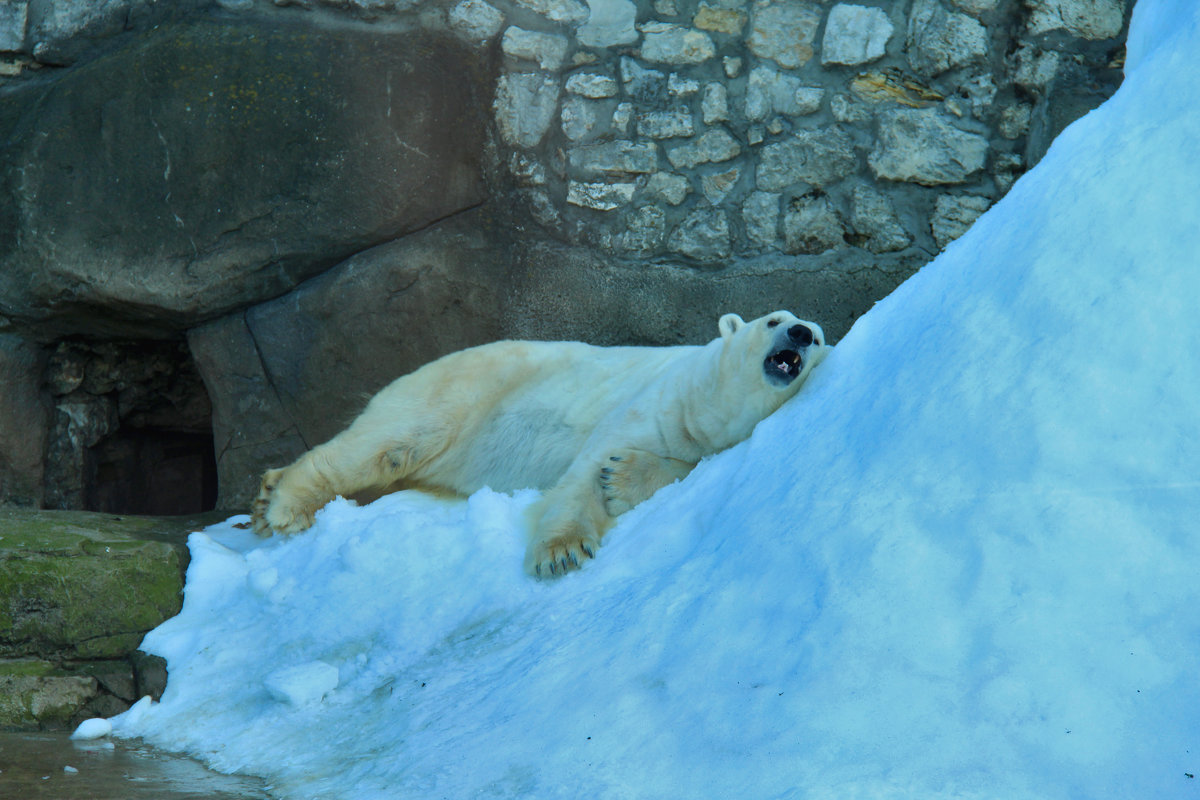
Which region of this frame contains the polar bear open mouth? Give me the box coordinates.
[765,349,803,384]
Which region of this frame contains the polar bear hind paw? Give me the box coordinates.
[527,530,600,578]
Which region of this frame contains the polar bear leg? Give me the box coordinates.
[251,426,435,536]
[525,476,610,577]
[599,448,697,516]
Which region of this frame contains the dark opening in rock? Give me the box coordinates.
[42,340,217,516]
[87,430,218,516]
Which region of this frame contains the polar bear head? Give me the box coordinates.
[718,310,827,394]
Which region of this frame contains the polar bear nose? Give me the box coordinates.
[788,324,814,347]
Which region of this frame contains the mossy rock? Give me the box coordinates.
[0,659,99,729]
[0,509,222,659]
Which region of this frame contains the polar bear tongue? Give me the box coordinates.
[768,350,802,376]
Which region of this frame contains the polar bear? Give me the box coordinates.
[250,310,827,576]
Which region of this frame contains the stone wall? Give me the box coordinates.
[0,0,1134,514]
[477,0,1131,261]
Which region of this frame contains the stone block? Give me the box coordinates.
[514,0,589,24]
[638,22,716,64]
[449,0,505,43]
[950,0,998,12]
[567,181,637,210]
[756,127,857,191]
[620,57,667,104]
[502,27,569,70]
[743,191,781,248]
[1026,0,1125,40]
[0,2,28,53]
[747,0,821,68]
[562,96,603,141]
[577,0,637,46]
[700,167,741,205]
[702,82,729,123]
[620,206,667,253]
[666,128,741,170]
[567,72,619,98]
[569,140,660,177]
[637,110,696,139]
[932,194,993,248]
[868,108,989,186]
[693,4,747,35]
[906,0,989,78]
[645,172,691,205]
[849,184,912,253]
[668,209,731,261]
[822,4,893,66]
[745,66,823,121]
[783,194,845,255]
[495,72,561,147]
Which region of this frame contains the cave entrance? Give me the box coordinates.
[87,429,218,516]
[44,339,219,516]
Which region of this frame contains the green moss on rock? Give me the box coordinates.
[0,659,99,729]
[0,509,220,660]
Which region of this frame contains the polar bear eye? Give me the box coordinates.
[766,319,780,328]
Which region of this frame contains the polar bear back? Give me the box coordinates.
[363,339,703,495]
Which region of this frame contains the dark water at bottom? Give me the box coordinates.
[0,732,271,799]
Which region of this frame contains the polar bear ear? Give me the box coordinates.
[718,313,745,340]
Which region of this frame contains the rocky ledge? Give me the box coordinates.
[0,509,222,730]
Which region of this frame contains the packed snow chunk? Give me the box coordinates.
[70,717,112,740]
[264,662,340,706]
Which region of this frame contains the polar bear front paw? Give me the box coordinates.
[599,449,696,517]
[527,530,600,578]
[250,468,316,536]
[250,468,285,536]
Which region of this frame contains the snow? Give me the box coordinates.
[112,2,1200,797]
[70,717,113,740]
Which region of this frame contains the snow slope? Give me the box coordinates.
[112,2,1200,797]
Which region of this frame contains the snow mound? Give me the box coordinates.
[112,2,1200,797]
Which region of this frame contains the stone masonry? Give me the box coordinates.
[477,0,1132,262]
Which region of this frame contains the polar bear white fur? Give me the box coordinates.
[250,311,827,577]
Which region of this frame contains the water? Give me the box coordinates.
[0,732,271,799]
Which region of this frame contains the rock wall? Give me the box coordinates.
[0,0,1134,514]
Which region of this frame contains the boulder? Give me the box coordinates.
[0,11,491,339]
[0,660,99,729]
[869,107,989,186]
[0,508,219,729]
[0,509,205,660]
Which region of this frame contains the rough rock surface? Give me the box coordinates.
[0,12,491,339]
[0,336,47,508]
